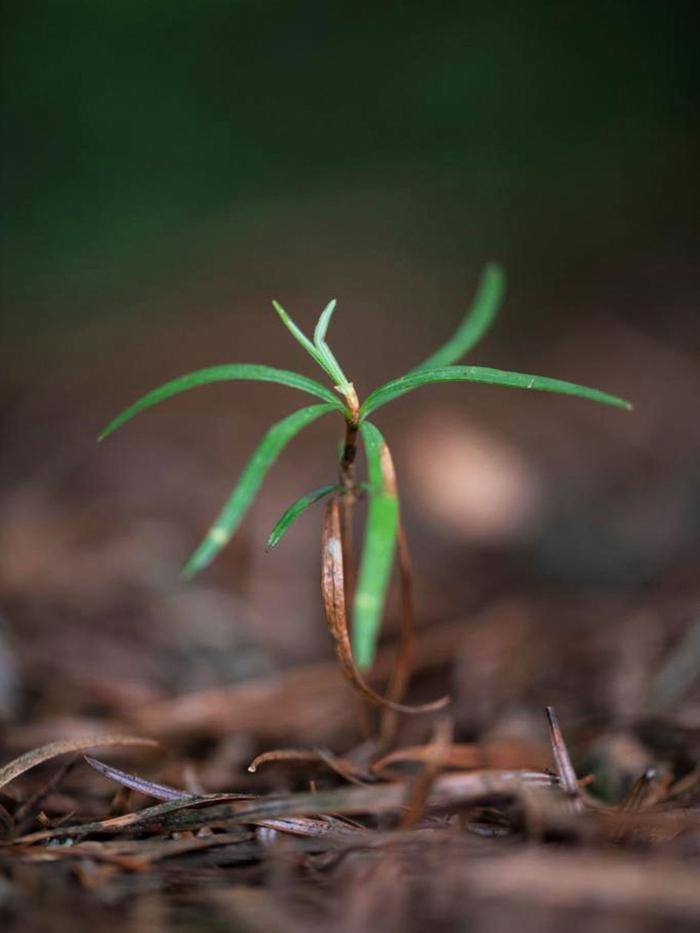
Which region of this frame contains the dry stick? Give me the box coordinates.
[545,706,583,814]
[321,498,448,715]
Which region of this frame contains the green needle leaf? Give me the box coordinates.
[99,364,344,440]
[266,483,340,550]
[412,262,506,371]
[274,298,352,393]
[272,300,329,371]
[352,421,400,670]
[361,365,633,419]
[313,299,337,347]
[183,403,336,578]
[313,298,350,389]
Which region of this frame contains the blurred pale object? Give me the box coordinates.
[403,413,542,543]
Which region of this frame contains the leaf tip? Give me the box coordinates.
[180,562,198,581]
[183,526,231,578]
[181,550,205,580]
[485,259,506,280]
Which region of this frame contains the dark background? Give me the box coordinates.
[3,2,697,334]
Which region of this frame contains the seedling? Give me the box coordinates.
[101,264,631,686]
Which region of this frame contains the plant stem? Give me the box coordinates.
[338,418,359,602]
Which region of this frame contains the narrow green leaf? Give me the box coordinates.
[313,299,337,348]
[412,262,505,371]
[352,421,400,670]
[312,298,350,389]
[361,365,633,419]
[272,300,329,371]
[183,403,336,578]
[99,364,344,440]
[266,483,340,550]
[319,346,350,394]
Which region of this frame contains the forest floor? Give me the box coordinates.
[2,305,699,932]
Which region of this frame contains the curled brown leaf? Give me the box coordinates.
[321,497,448,715]
[248,748,371,784]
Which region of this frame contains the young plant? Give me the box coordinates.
[100,264,631,688]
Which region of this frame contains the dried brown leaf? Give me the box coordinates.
[84,756,193,802]
[11,769,556,845]
[248,748,371,785]
[0,735,158,792]
[322,497,448,715]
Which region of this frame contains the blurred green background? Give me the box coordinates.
[2,1,697,342]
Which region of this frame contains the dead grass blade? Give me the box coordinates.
[0,735,158,792]
[10,769,556,845]
[247,749,371,784]
[11,791,255,844]
[84,756,193,802]
[253,816,361,839]
[545,706,582,813]
[322,497,448,715]
[84,759,359,840]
